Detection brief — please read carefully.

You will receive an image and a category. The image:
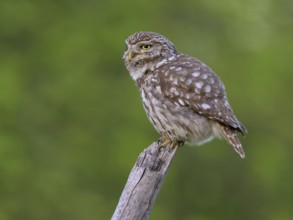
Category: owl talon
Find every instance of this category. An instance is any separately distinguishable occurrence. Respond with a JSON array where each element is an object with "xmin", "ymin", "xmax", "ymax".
[
  {"xmin": 158, "ymin": 137, "xmax": 171, "ymax": 148},
  {"xmin": 171, "ymin": 140, "xmax": 184, "ymax": 149},
  {"xmin": 177, "ymin": 141, "xmax": 184, "ymax": 148},
  {"xmin": 158, "ymin": 137, "xmax": 183, "ymax": 149}
]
